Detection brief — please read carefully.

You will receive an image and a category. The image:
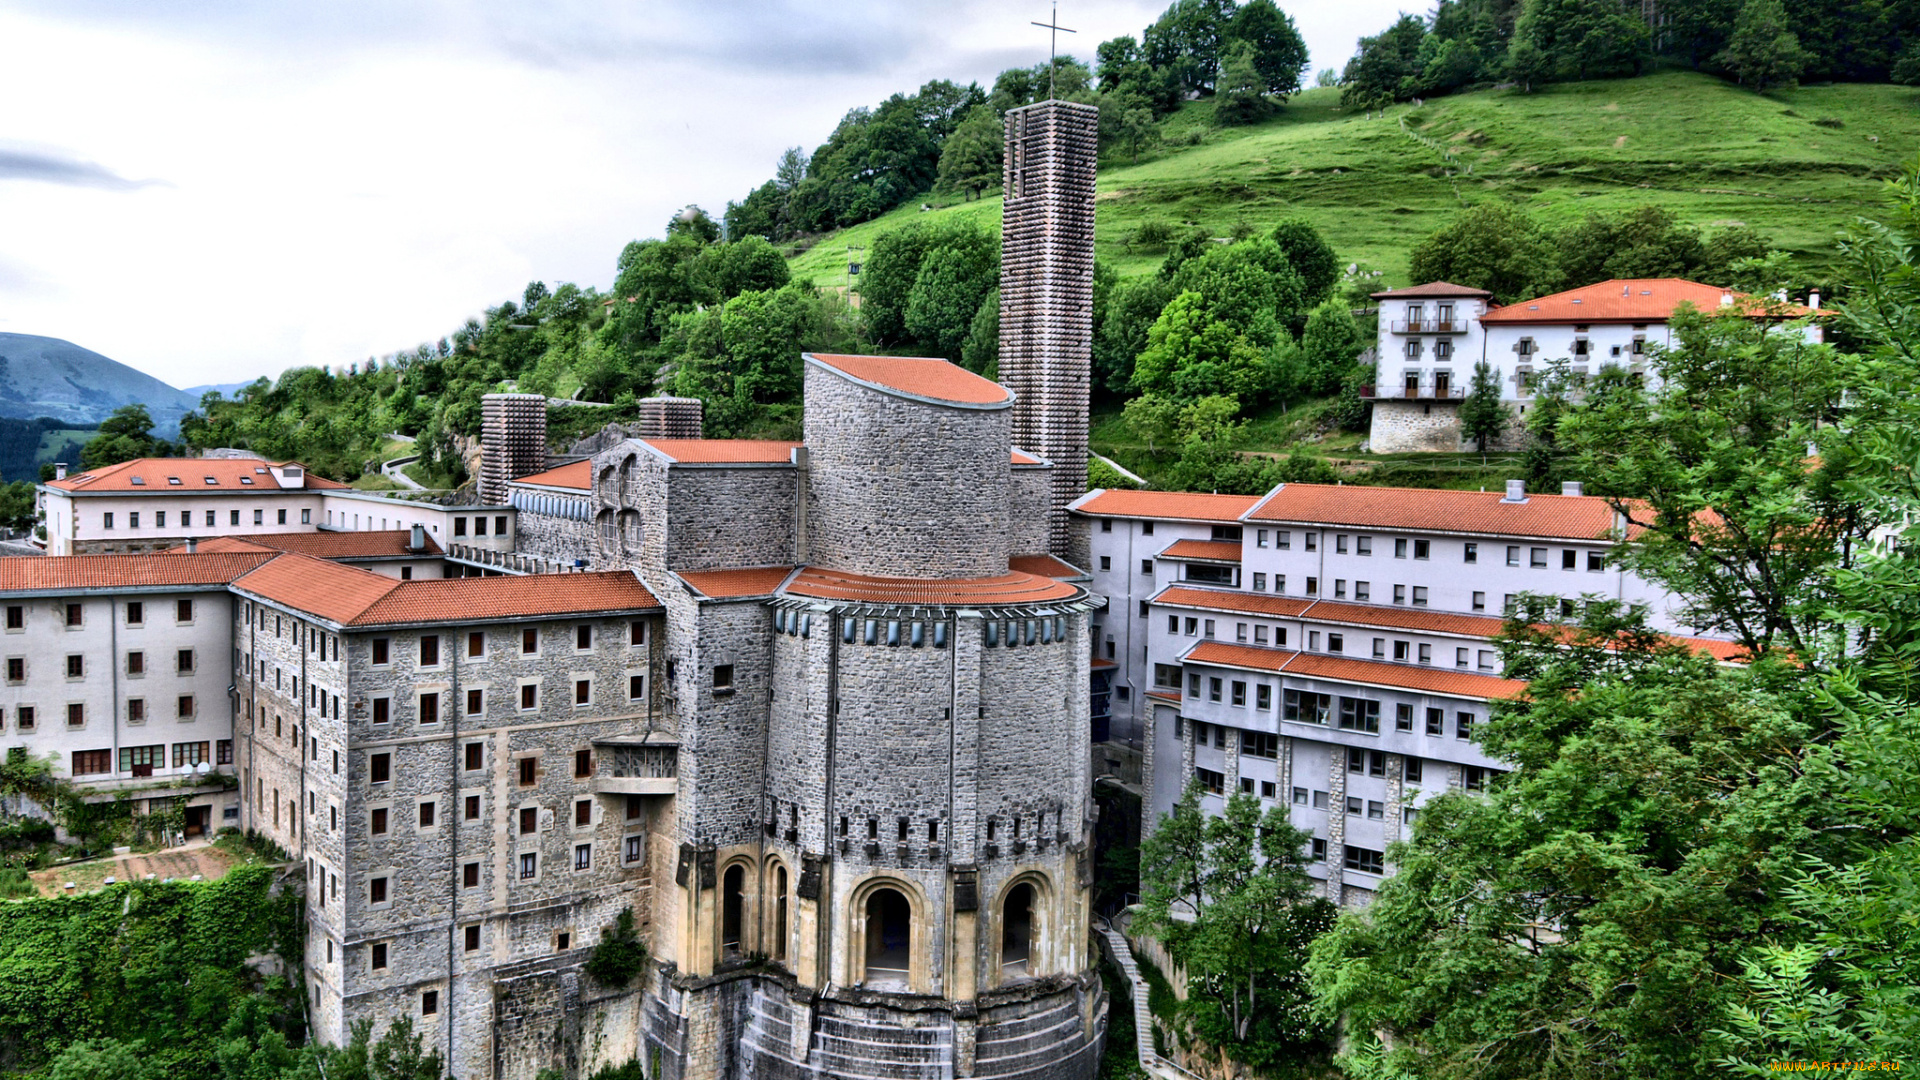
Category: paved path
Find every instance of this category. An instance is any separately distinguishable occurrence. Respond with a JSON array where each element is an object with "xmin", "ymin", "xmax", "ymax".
[
  {"xmin": 1096, "ymin": 917, "xmax": 1199, "ymax": 1080},
  {"xmin": 381, "ymin": 453, "xmax": 424, "ymax": 489}
]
